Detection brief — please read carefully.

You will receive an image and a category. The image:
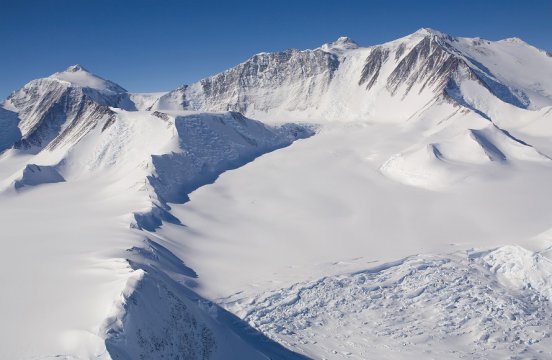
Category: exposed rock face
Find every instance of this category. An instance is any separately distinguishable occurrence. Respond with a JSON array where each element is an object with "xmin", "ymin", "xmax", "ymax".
[
  {"xmin": 387, "ymin": 35, "xmax": 461, "ymax": 95},
  {"xmin": 359, "ymin": 46, "xmax": 390, "ymax": 89},
  {"xmin": 151, "ymin": 30, "xmax": 551, "ymax": 120},
  {"xmin": 156, "ymin": 48, "xmax": 340, "ymax": 113}
]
